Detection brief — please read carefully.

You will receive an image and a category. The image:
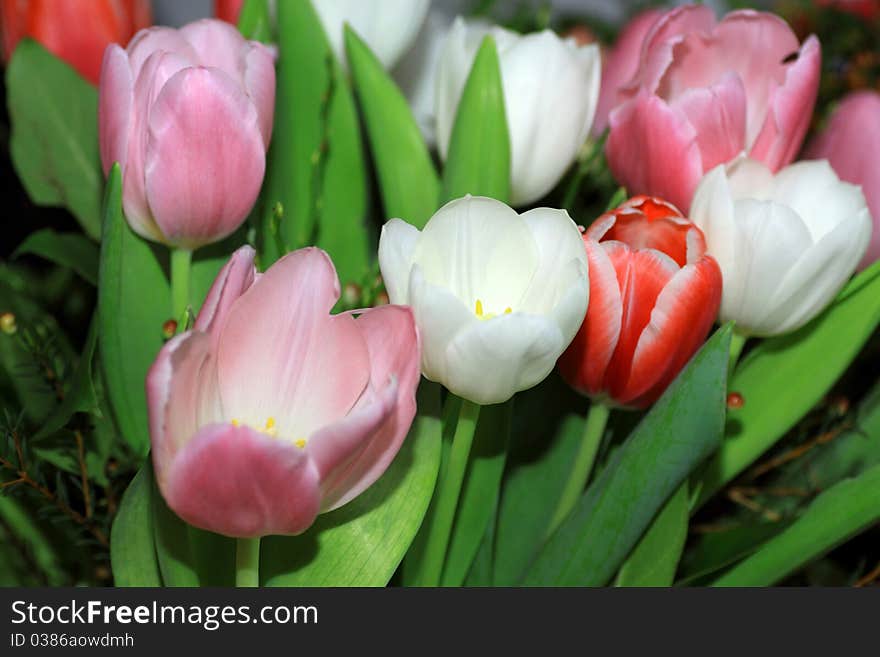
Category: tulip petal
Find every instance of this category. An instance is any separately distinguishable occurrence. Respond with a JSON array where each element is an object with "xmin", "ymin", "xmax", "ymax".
[
  {"xmin": 607, "ymin": 94, "xmax": 702, "ymax": 212},
  {"xmin": 408, "ymin": 264, "xmax": 475, "ymax": 387},
  {"xmin": 144, "ymin": 66, "xmax": 266, "ymax": 249},
  {"xmin": 749, "ymin": 35, "xmax": 820, "ymax": 169},
  {"xmin": 98, "ymin": 44, "xmax": 133, "ymax": 176},
  {"xmin": 194, "ymin": 245, "xmax": 257, "ymax": 342},
  {"xmin": 445, "ymin": 313, "xmax": 564, "ymax": 405},
  {"xmin": 243, "ymin": 43, "xmax": 276, "ymax": 147},
  {"xmin": 126, "ymin": 26, "xmax": 197, "ymax": 80},
  {"xmin": 378, "ymin": 219, "xmax": 421, "ymax": 304},
  {"xmin": 558, "ymin": 238, "xmax": 623, "ymax": 397},
  {"xmin": 315, "ymin": 305, "xmax": 420, "ymax": 511},
  {"xmin": 160, "ymin": 423, "xmax": 321, "ymax": 537},
  {"xmin": 216, "ymin": 248, "xmax": 371, "ymax": 439},
  {"xmin": 179, "ymin": 18, "xmax": 247, "ymax": 79},
  {"xmin": 412, "ymin": 196, "xmax": 539, "ymax": 313},
  {"xmin": 622, "ymin": 256, "xmax": 722, "ymax": 407}
]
